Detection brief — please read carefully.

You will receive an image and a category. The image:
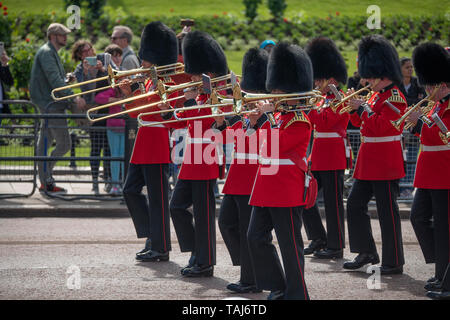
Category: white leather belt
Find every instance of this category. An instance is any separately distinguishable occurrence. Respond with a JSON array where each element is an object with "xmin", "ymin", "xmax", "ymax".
[
  {"xmin": 234, "ymin": 153, "xmax": 259, "ymax": 160},
  {"xmin": 361, "ymin": 135, "xmax": 402, "ymax": 143},
  {"xmin": 186, "ymin": 137, "xmax": 213, "ymax": 144},
  {"xmin": 315, "ymin": 132, "xmax": 341, "ymax": 138},
  {"xmin": 139, "ymin": 121, "xmax": 165, "ymax": 128},
  {"xmin": 259, "ymin": 157, "xmax": 294, "ymax": 165},
  {"xmin": 421, "ymin": 144, "xmax": 450, "ymax": 152}
]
